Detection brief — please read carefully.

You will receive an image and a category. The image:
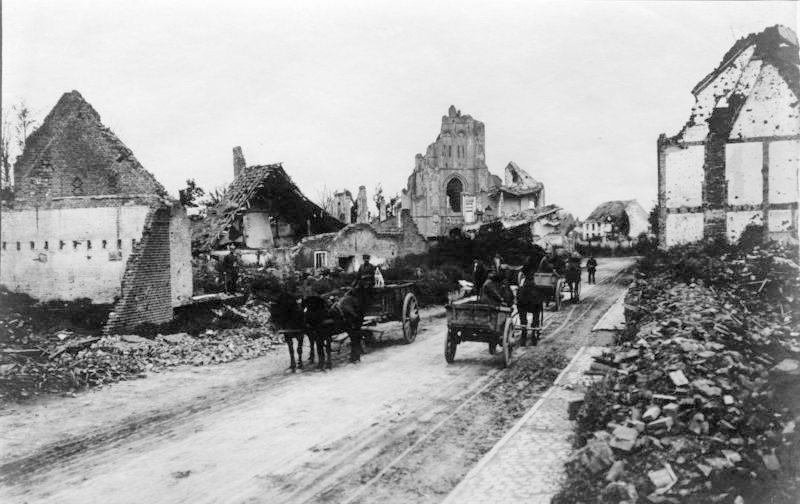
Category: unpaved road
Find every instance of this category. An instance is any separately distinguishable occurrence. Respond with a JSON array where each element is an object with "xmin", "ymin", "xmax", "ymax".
[{"xmin": 0, "ymin": 258, "xmax": 635, "ymax": 504}]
